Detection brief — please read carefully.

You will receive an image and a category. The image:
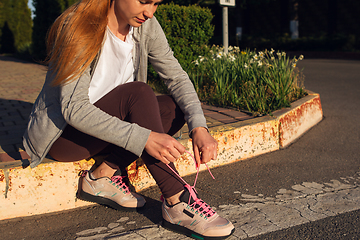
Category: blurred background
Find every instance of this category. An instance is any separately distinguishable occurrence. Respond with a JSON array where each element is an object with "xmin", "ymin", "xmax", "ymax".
[{"xmin": 0, "ymin": 0, "xmax": 359, "ymax": 60}]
